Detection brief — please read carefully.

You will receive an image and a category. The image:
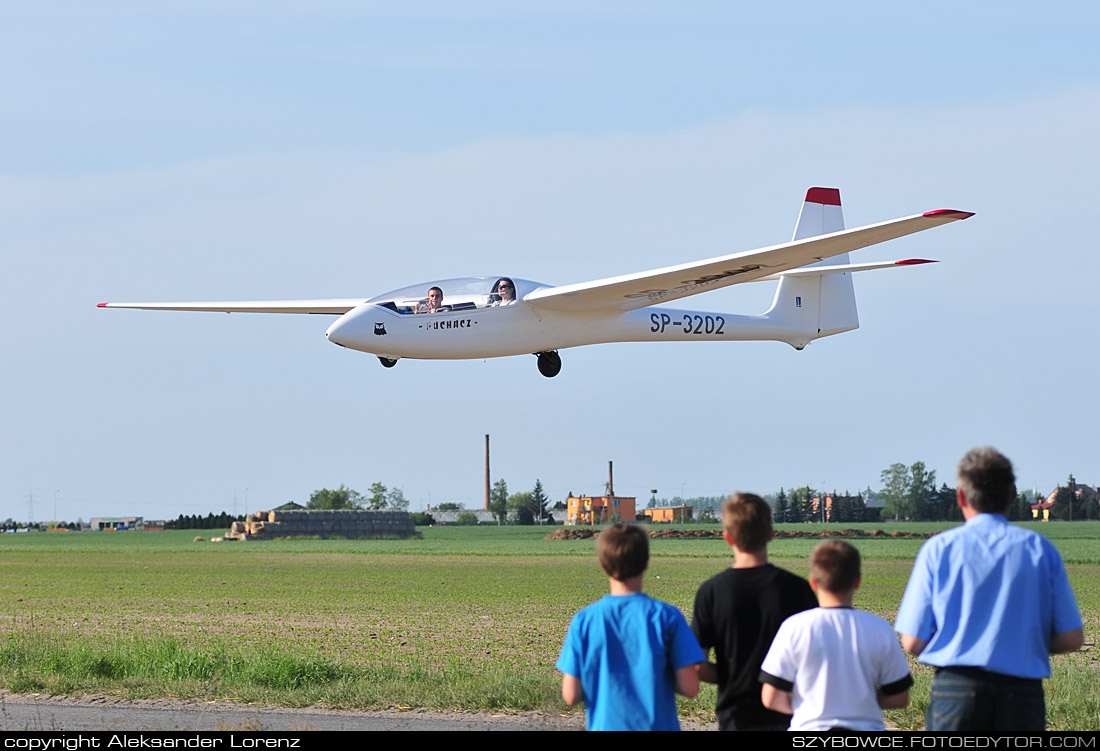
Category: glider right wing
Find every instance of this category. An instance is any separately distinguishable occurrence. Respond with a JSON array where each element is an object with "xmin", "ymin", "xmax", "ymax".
[{"xmin": 525, "ymin": 209, "xmax": 972, "ymax": 313}]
